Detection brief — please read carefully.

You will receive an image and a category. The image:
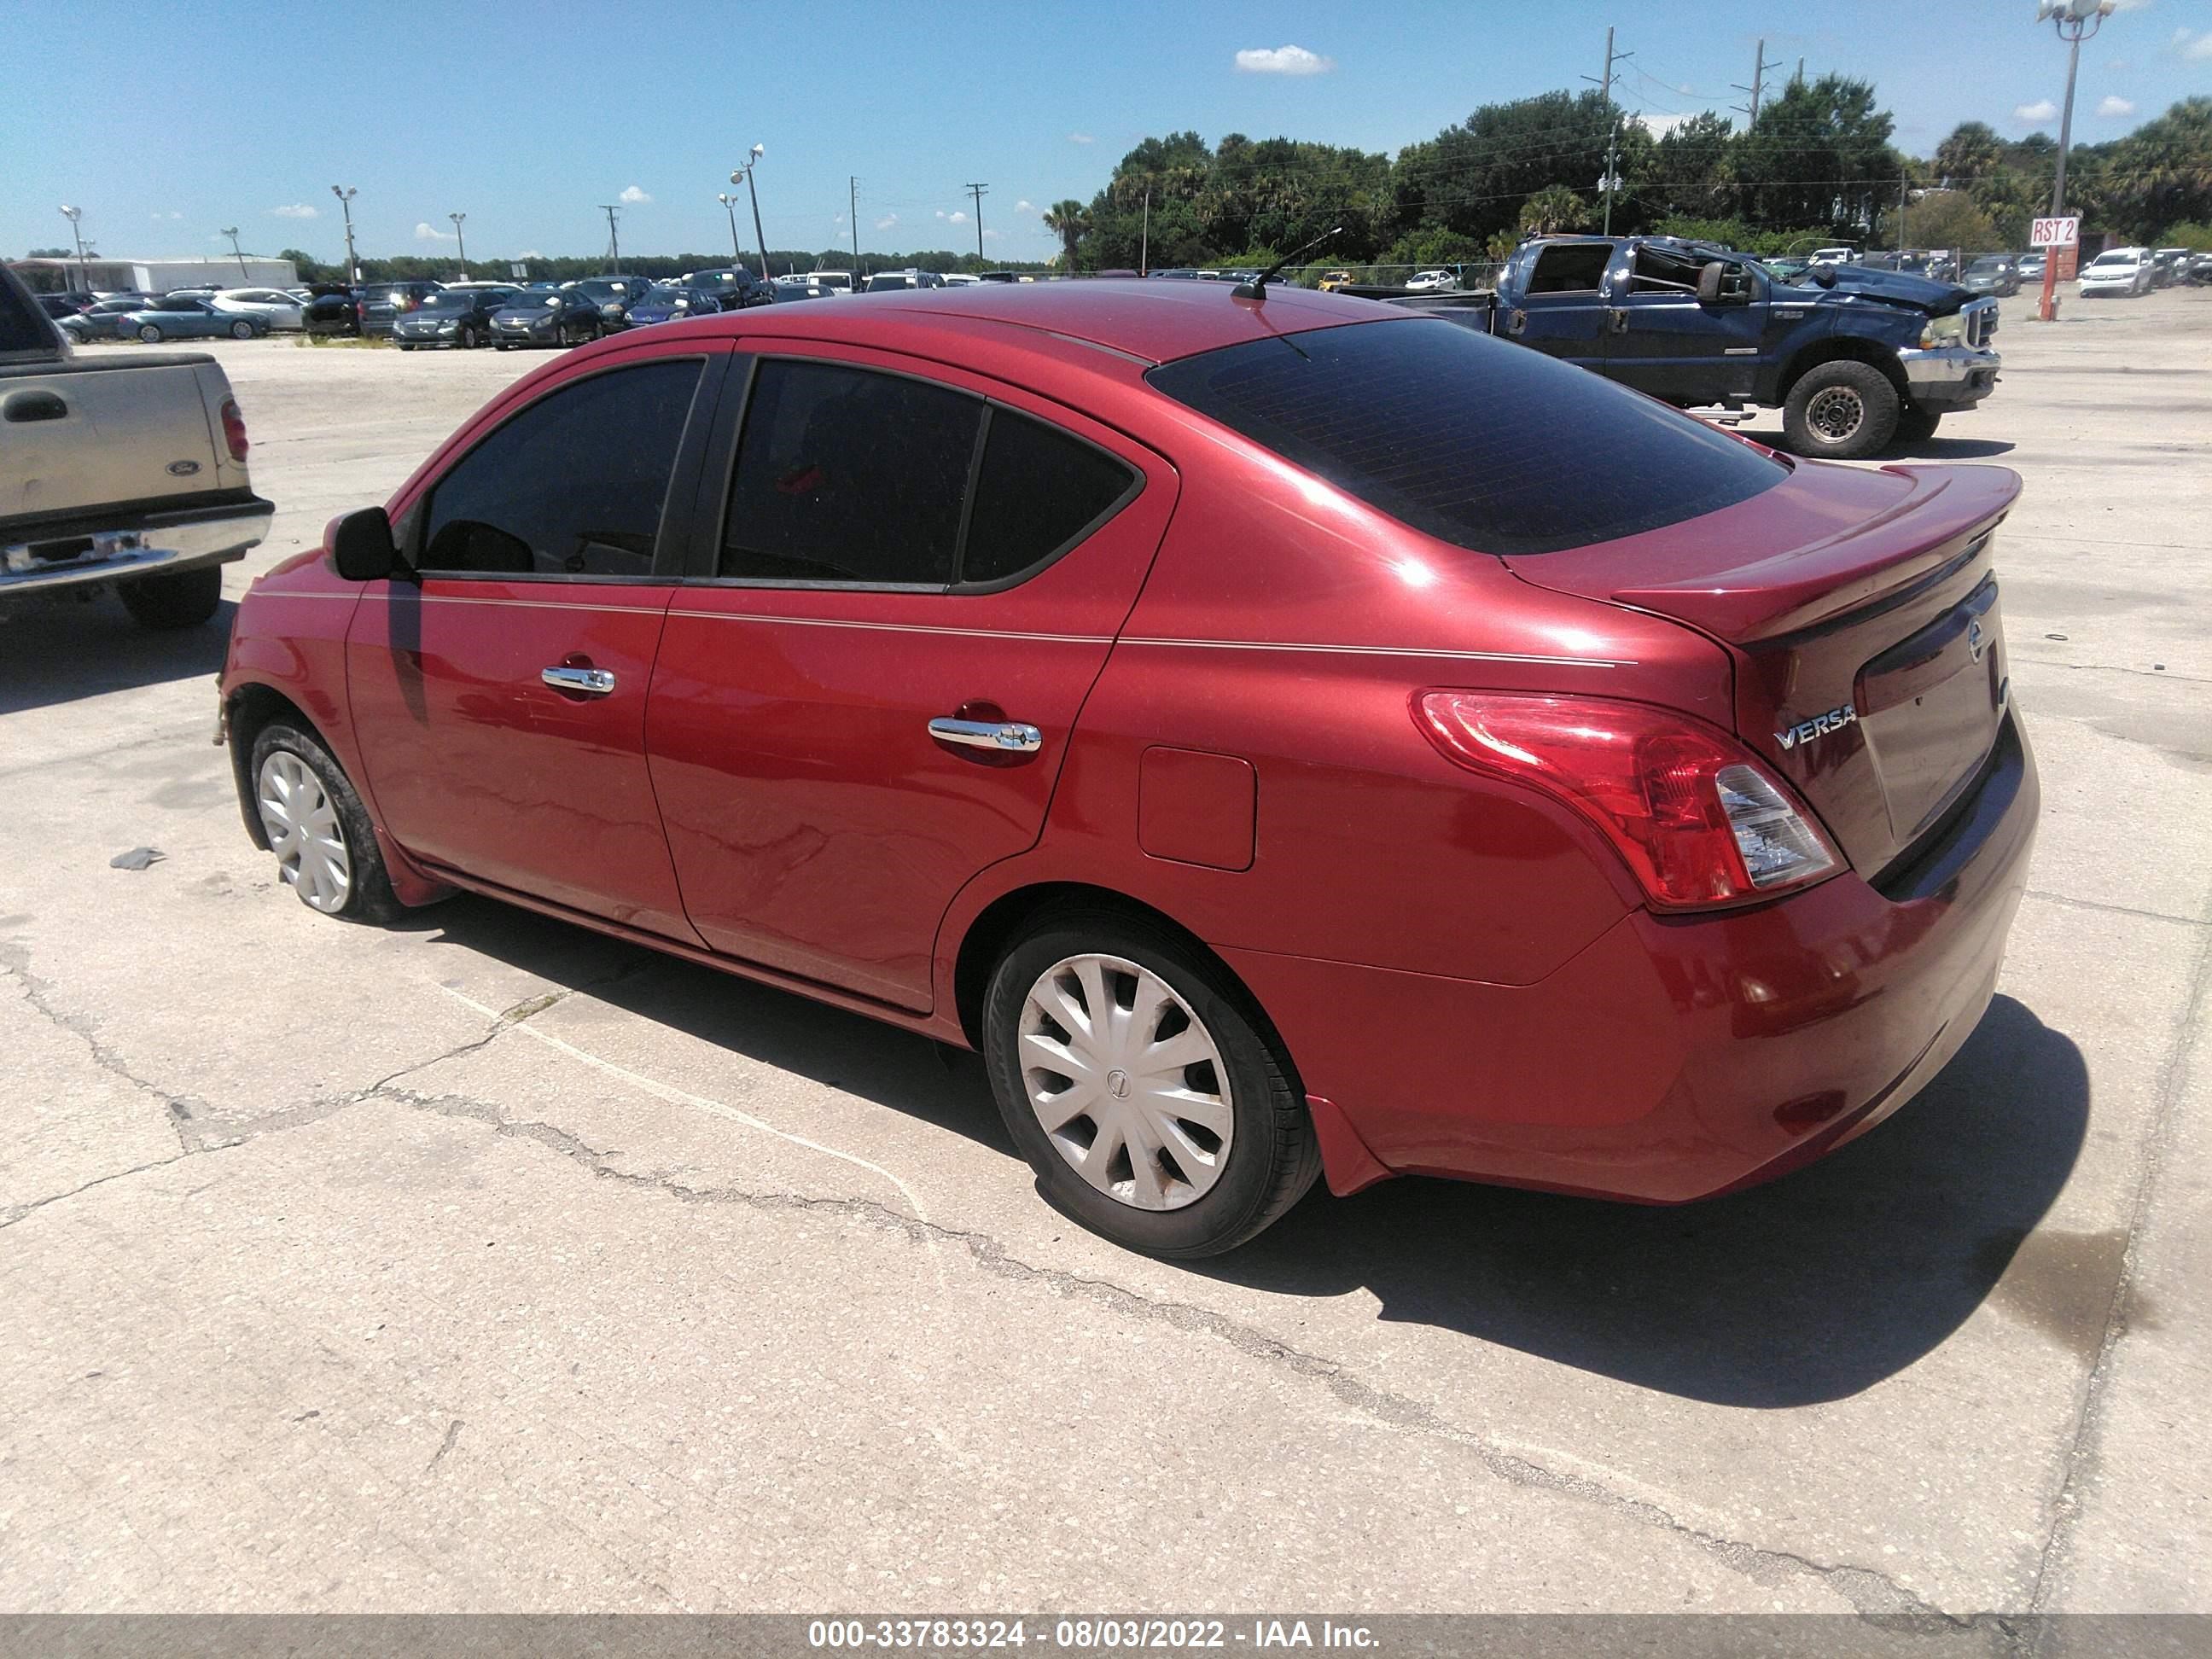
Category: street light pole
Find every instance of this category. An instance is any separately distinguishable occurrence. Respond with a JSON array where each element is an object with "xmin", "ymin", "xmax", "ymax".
[
  {"xmin": 731, "ymin": 146, "xmax": 771, "ymax": 276},
  {"xmin": 717, "ymin": 193, "xmax": 742, "ymax": 260},
  {"xmin": 59, "ymin": 205, "xmax": 87, "ymax": 291},
  {"xmin": 223, "ymin": 226, "xmax": 247, "ymax": 281},
  {"xmin": 330, "ymin": 185, "xmax": 358, "ymax": 282},
  {"xmin": 449, "ymin": 212, "xmax": 467, "ymax": 276},
  {"xmin": 2033, "ymin": 0, "xmax": 2116, "ymax": 322}
]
